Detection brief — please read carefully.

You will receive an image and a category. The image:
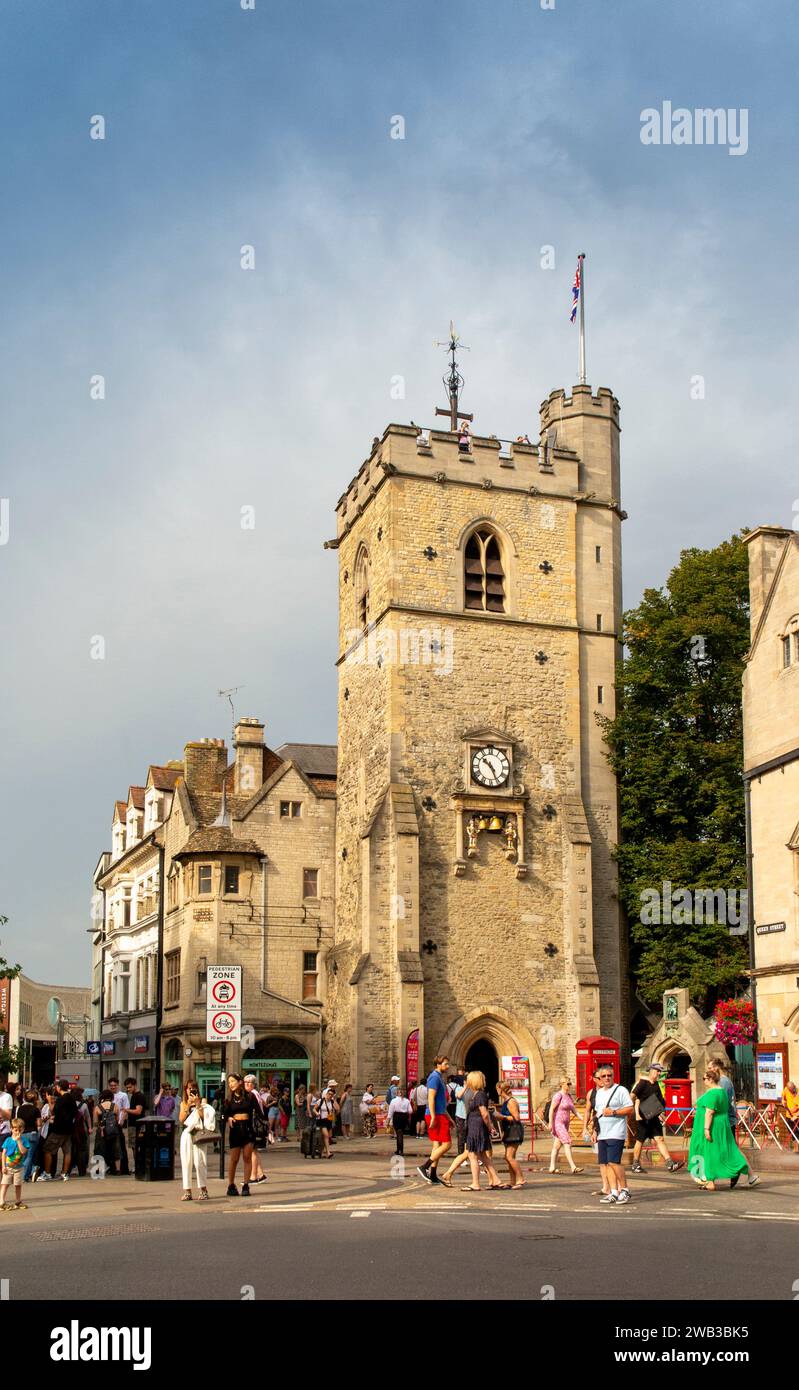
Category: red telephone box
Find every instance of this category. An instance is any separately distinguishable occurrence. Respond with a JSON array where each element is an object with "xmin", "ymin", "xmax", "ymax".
[{"xmin": 575, "ymin": 1037, "xmax": 620, "ymax": 1099}]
